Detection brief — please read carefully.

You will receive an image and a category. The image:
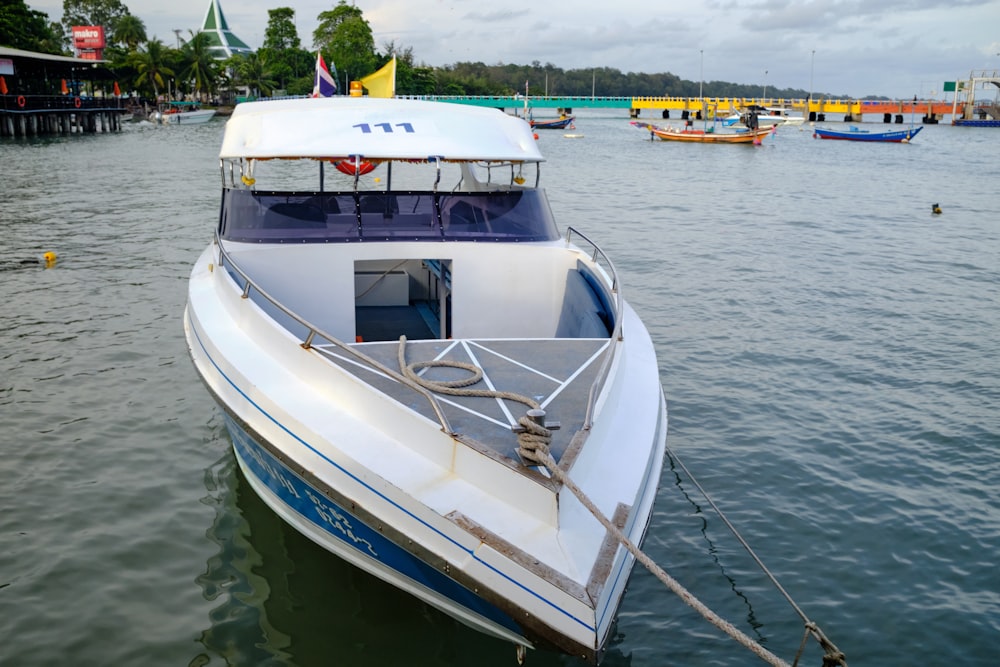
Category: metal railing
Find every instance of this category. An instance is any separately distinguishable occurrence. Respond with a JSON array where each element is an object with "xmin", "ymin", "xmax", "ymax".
[
  {"xmin": 211, "ymin": 225, "xmax": 624, "ymax": 438},
  {"xmin": 212, "ymin": 233, "xmax": 455, "ymax": 435},
  {"xmin": 564, "ymin": 226, "xmax": 624, "ymax": 431}
]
